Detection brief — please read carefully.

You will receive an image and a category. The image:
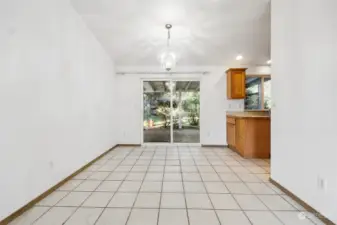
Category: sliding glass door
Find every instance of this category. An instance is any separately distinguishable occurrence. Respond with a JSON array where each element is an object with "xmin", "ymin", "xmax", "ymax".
[{"xmin": 143, "ymin": 80, "xmax": 200, "ymax": 144}]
